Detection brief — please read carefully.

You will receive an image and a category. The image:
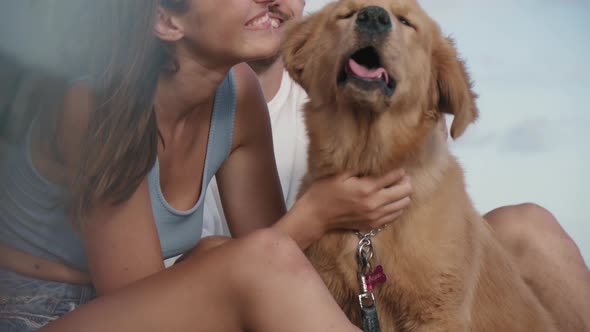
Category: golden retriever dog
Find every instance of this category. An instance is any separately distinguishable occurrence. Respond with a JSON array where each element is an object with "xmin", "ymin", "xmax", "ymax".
[{"xmin": 283, "ymin": 0, "xmax": 558, "ymax": 331}]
